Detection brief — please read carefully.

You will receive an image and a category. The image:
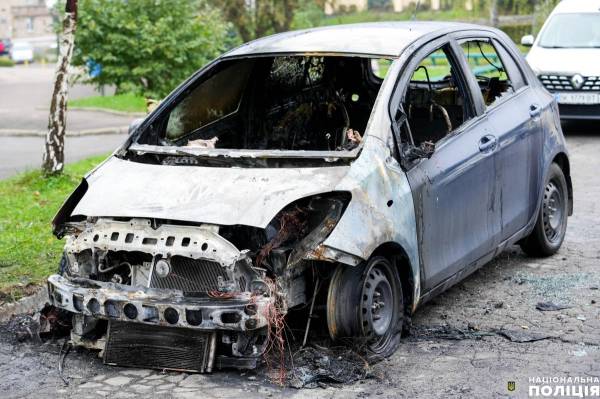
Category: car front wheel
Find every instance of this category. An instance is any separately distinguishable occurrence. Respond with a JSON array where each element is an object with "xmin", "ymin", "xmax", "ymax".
[
  {"xmin": 326, "ymin": 256, "xmax": 404, "ymax": 360},
  {"xmin": 520, "ymin": 163, "xmax": 569, "ymax": 257}
]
